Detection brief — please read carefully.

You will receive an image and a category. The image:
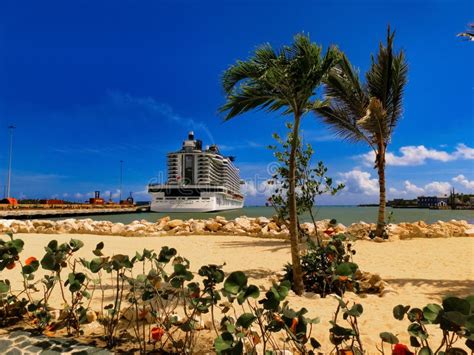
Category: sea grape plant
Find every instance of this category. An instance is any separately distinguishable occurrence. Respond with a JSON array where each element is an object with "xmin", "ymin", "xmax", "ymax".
[
  {"xmin": 381, "ymin": 296, "xmax": 474, "ymax": 354},
  {"xmin": 283, "ymin": 227, "xmax": 360, "ymax": 298},
  {"xmin": 215, "ymin": 271, "xmax": 322, "ymax": 355}
]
